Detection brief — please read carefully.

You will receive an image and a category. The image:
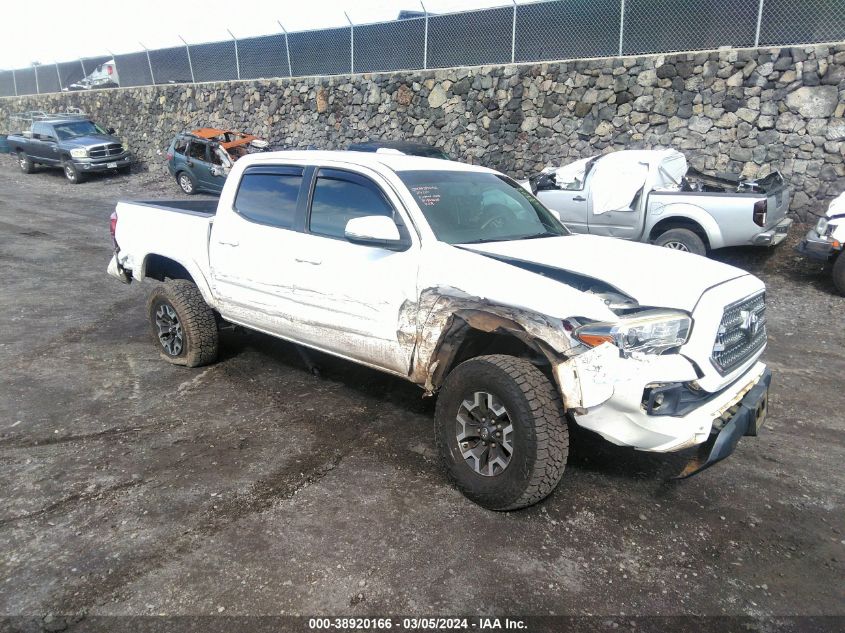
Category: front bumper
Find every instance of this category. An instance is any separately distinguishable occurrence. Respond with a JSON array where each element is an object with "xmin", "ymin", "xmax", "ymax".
[
  {"xmin": 751, "ymin": 217, "xmax": 793, "ymax": 246},
  {"xmin": 795, "ymin": 228, "xmax": 839, "ymax": 261},
  {"xmin": 73, "ymin": 153, "xmax": 132, "ymax": 172},
  {"xmin": 675, "ymin": 367, "xmax": 771, "ymax": 478},
  {"xmin": 556, "ymin": 341, "xmax": 768, "ymax": 453}
]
